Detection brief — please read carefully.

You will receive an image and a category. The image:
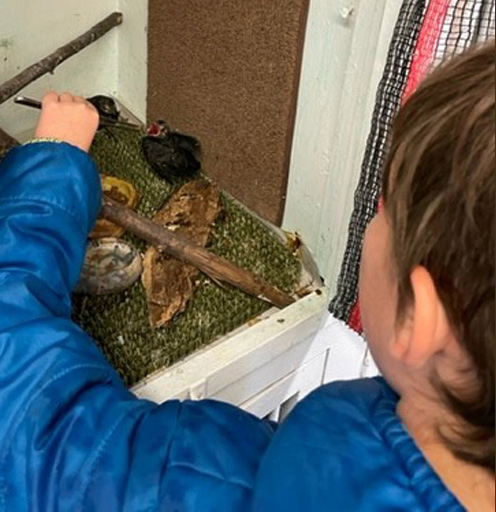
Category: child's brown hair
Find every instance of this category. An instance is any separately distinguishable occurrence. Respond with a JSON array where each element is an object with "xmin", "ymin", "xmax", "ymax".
[{"xmin": 383, "ymin": 41, "xmax": 495, "ymax": 471}]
